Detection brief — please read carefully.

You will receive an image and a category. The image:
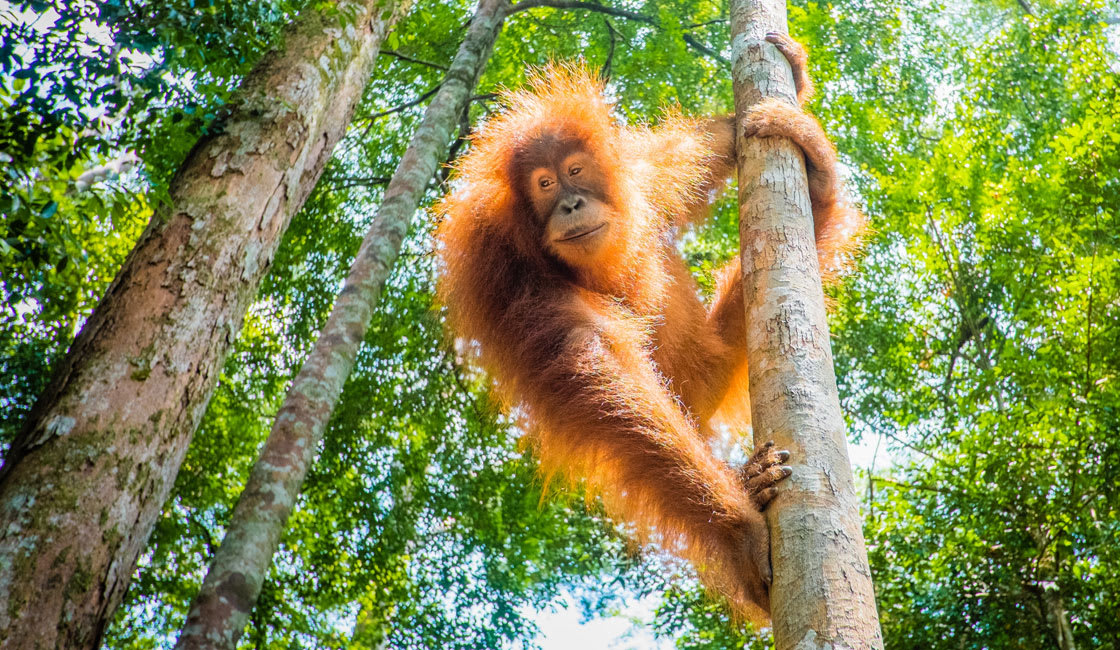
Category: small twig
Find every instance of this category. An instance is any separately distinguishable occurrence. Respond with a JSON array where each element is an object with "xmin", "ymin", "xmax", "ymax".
[
  {"xmin": 860, "ymin": 419, "xmax": 960, "ymax": 477},
  {"xmin": 925, "ymin": 205, "xmax": 1003, "ymax": 409}
]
